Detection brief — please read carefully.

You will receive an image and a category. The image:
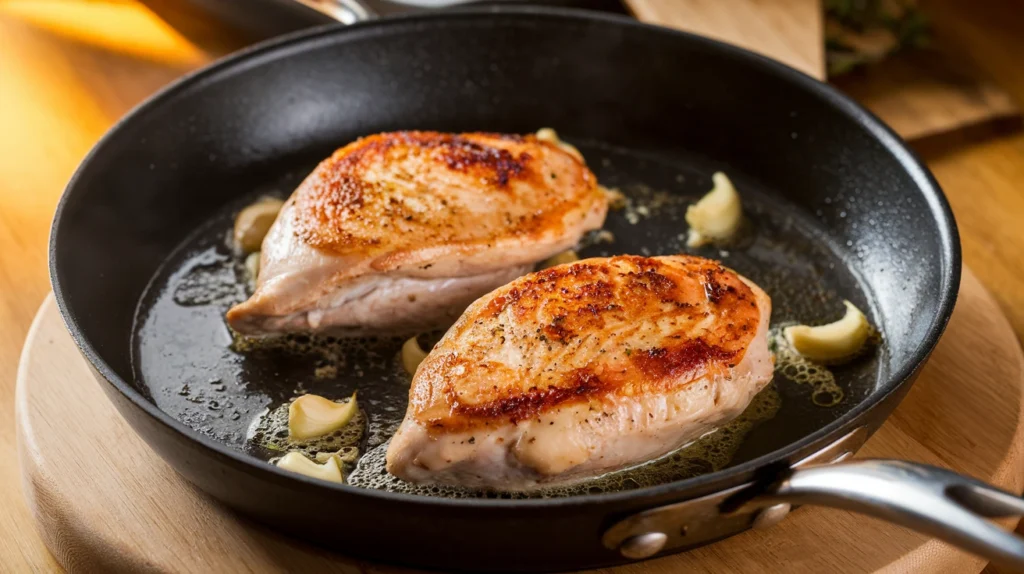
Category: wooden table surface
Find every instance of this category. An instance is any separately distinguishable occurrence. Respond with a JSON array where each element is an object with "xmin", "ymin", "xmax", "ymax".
[{"xmin": 2, "ymin": 0, "xmax": 1024, "ymax": 571}]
